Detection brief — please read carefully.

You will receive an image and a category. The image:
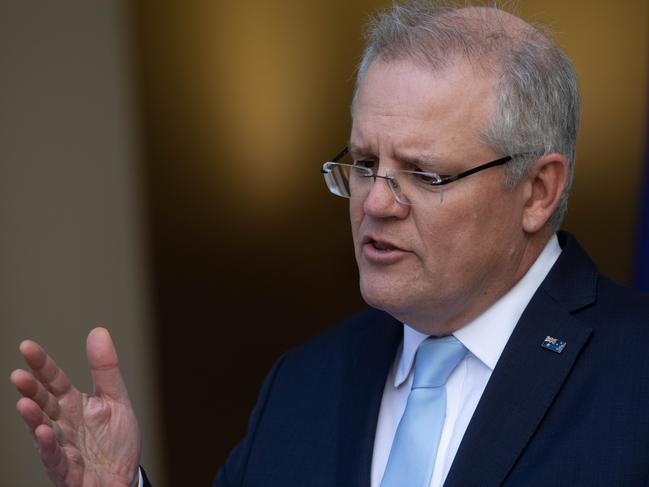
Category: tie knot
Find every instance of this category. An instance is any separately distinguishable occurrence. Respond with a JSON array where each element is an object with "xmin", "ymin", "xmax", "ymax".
[{"xmin": 412, "ymin": 336, "xmax": 467, "ymax": 389}]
